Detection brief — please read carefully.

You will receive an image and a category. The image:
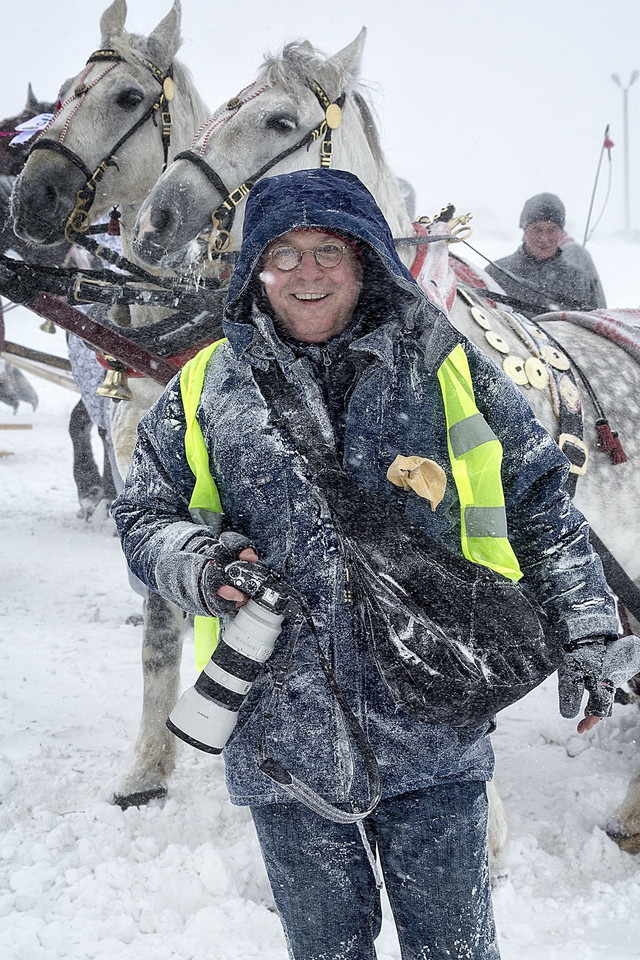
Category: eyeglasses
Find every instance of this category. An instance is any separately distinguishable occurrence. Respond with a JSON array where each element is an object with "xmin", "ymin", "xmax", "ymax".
[{"xmin": 266, "ymin": 242, "xmax": 349, "ymax": 272}]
